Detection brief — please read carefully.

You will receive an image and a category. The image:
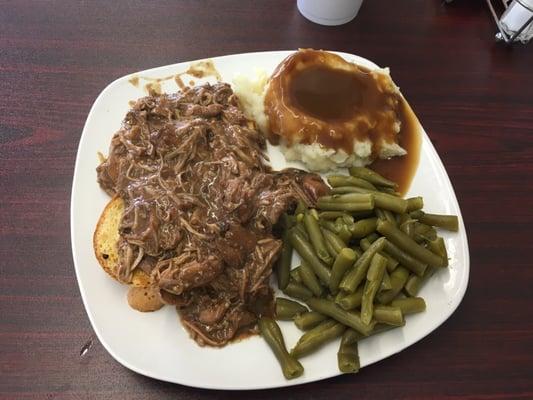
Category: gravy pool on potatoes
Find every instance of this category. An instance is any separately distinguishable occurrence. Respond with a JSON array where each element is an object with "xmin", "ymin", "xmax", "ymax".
[{"xmin": 264, "ymin": 49, "xmax": 421, "ymax": 195}]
